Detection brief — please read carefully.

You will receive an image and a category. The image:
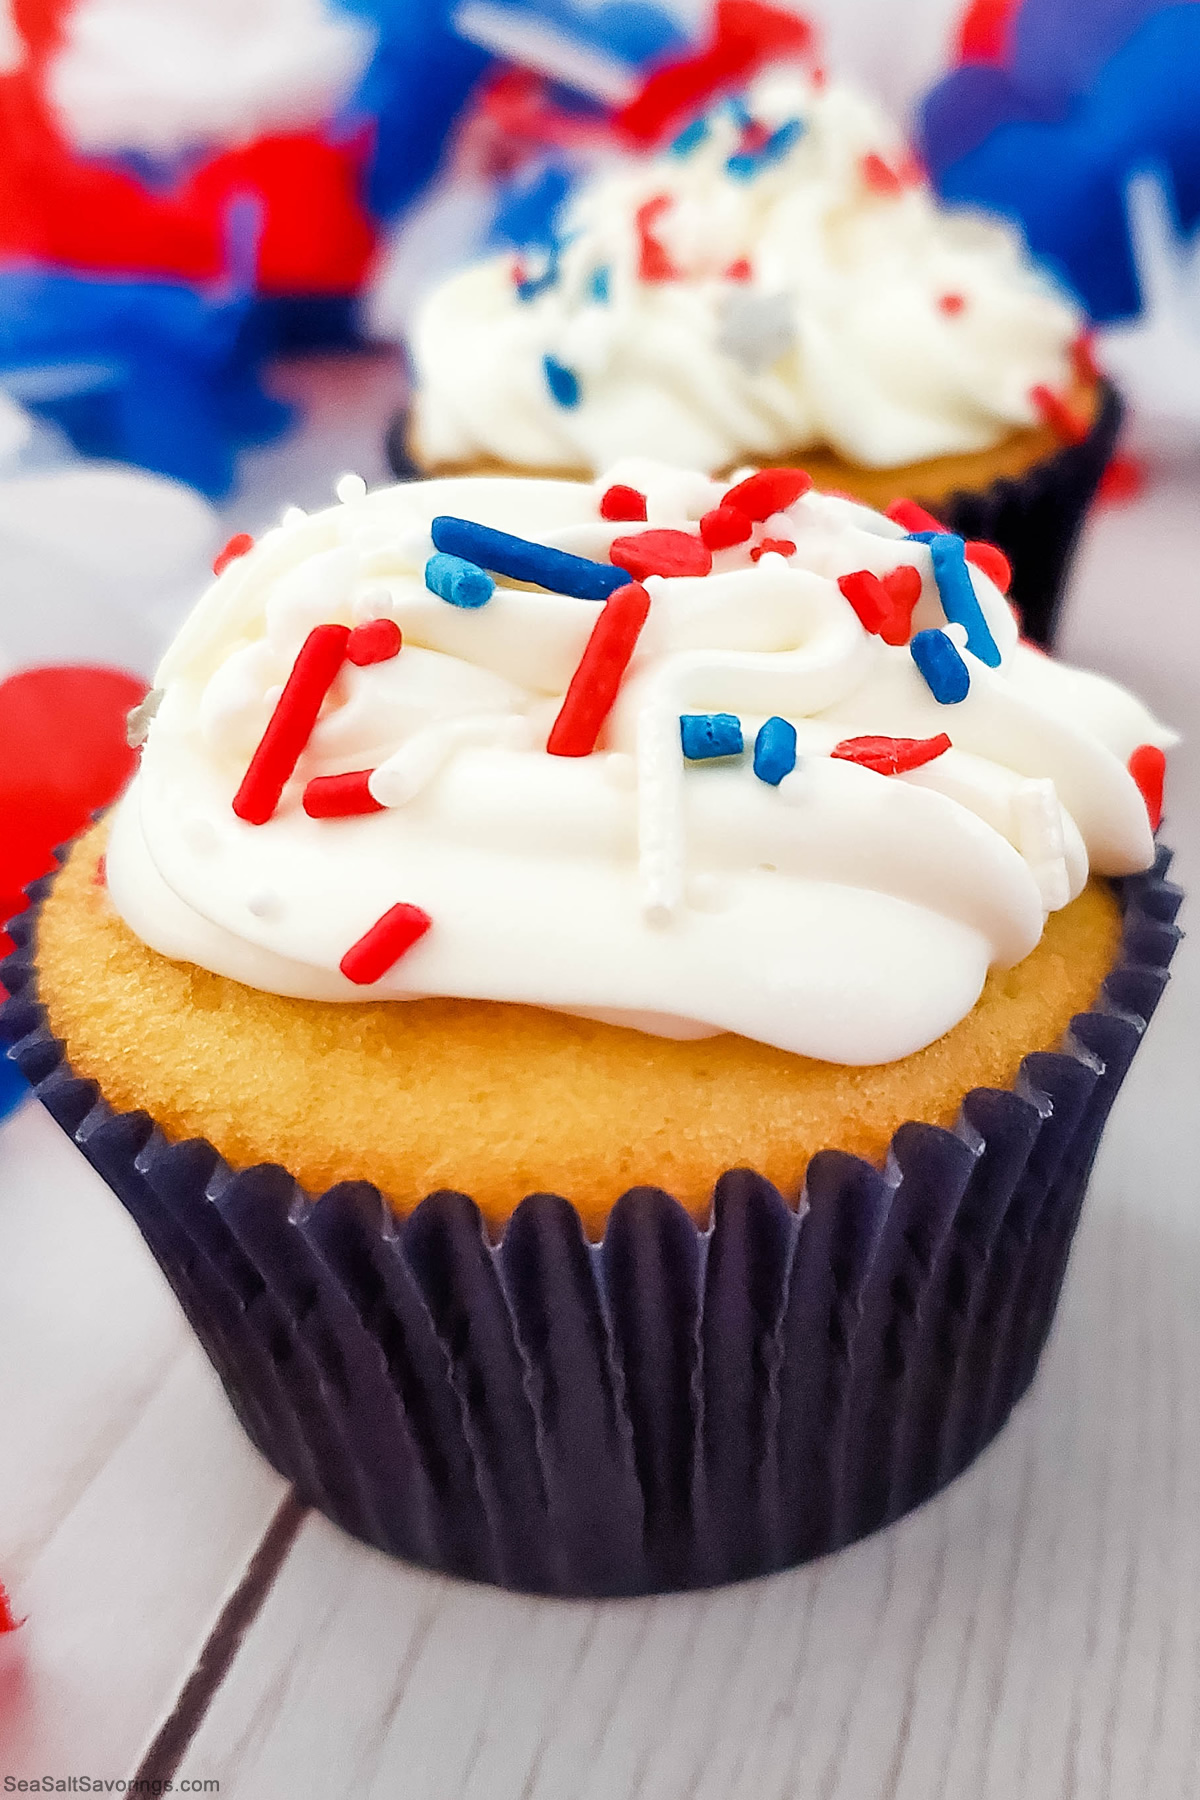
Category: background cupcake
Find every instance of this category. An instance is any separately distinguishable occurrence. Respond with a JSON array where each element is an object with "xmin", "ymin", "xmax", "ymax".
[
  {"xmin": 4, "ymin": 460, "xmax": 1177, "ymax": 1595},
  {"xmin": 396, "ymin": 69, "xmax": 1120, "ymax": 645}
]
